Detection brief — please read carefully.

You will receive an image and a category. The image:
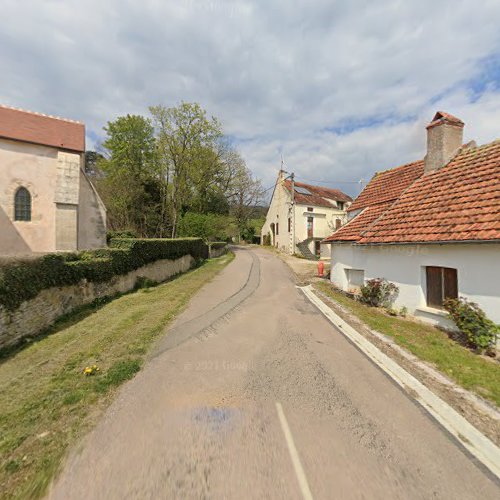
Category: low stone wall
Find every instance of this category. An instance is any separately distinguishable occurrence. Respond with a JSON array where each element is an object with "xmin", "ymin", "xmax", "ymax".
[
  {"xmin": 209, "ymin": 244, "xmax": 228, "ymax": 258},
  {"xmin": 0, "ymin": 254, "xmax": 194, "ymax": 350}
]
